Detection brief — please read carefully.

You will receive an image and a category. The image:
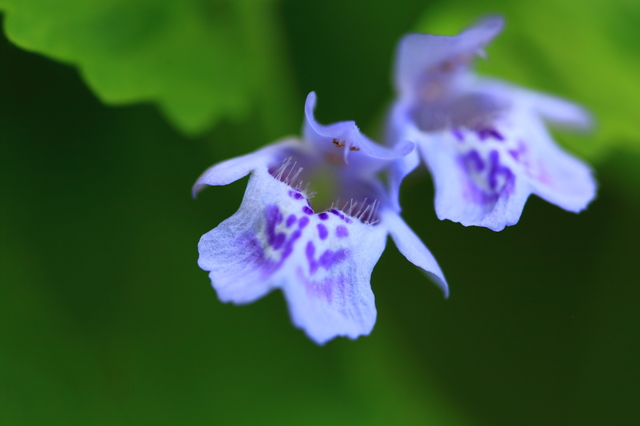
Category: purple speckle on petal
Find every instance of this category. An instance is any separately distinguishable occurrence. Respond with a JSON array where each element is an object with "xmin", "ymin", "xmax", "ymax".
[
  {"xmin": 306, "ymin": 241, "xmax": 349, "ymax": 275},
  {"xmin": 318, "ymin": 212, "xmax": 329, "ymax": 221},
  {"xmin": 462, "ymin": 150, "xmax": 485, "ymax": 172},
  {"xmin": 328, "ymin": 208, "xmax": 352, "ymax": 223},
  {"xmin": 330, "ymin": 209, "xmax": 345, "ymax": 220},
  {"xmin": 458, "ymin": 149, "xmax": 516, "ymax": 206},
  {"xmin": 265, "ymin": 205, "xmax": 286, "ymax": 249},
  {"xmin": 487, "ymin": 150, "xmax": 515, "ymax": 193},
  {"xmin": 250, "ymin": 204, "xmax": 310, "ymax": 277},
  {"xmin": 265, "ymin": 204, "xmax": 283, "ymax": 225},
  {"xmin": 452, "ymin": 128, "xmax": 464, "ymax": 141},
  {"xmin": 491, "ymin": 130, "xmax": 505, "ymax": 141},
  {"xmin": 306, "ymin": 241, "xmax": 318, "ymax": 274},
  {"xmin": 488, "ymin": 150, "xmax": 500, "ymax": 190},
  {"xmin": 508, "ymin": 141, "xmax": 528, "ymax": 165},
  {"xmin": 319, "ymin": 249, "xmax": 348, "ymax": 270},
  {"xmin": 477, "ymin": 128, "xmax": 504, "ymax": 141},
  {"xmin": 298, "ymin": 216, "xmax": 309, "ymax": 229},
  {"xmin": 317, "ymin": 224, "xmax": 328, "ymax": 240},
  {"xmin": 297, "ymin": 267, "xmax": 341, "ymax": 304},
  {"xmin": 237, "ymin": 232, "xmax": 268, "ymax": 272},
  {"xmin": 302, "ymin": 206, "xmax": 314, "ymax": 215},
  {"xmin": 336, "ymin": 225, "xmax": 349, "ymax": 238},
  {"xmin": 281, "ymin": 230, "xmax": 302, "ymax": 261},
  {"xmin": 272, "ymin": 233, "xmax": 286, "ymax": 250},
  {"xmin": 288, "ymin": 190, "xmax": 304, "ymax": 200}
]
